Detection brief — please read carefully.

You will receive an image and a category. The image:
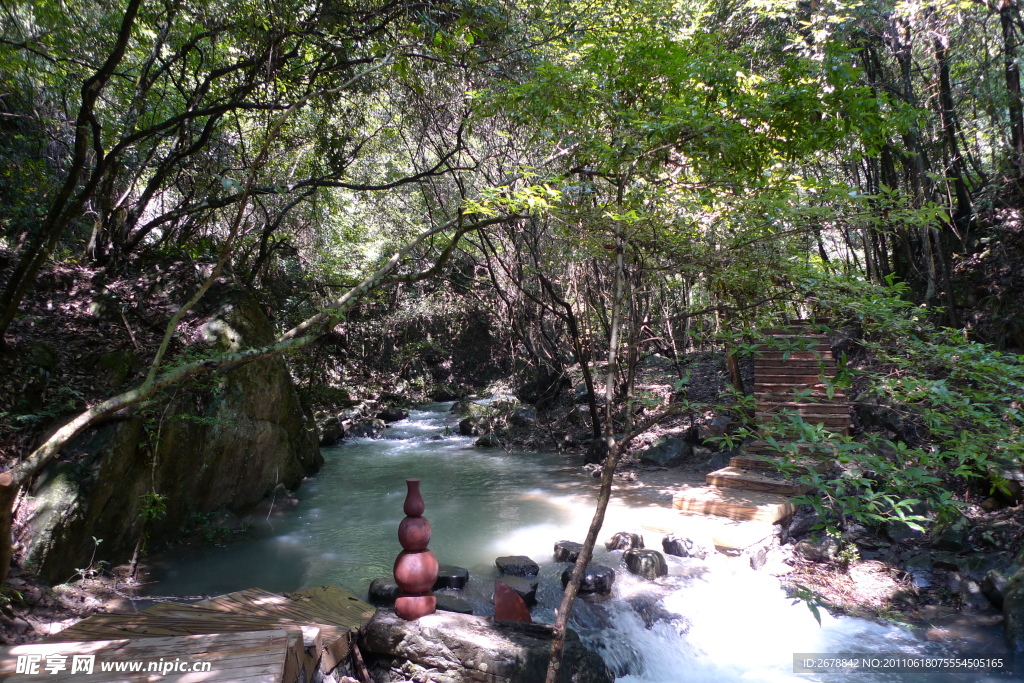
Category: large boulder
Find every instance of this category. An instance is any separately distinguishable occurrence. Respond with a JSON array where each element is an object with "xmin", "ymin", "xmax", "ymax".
[
  {"xmin": 19, "ymin": 285, "xmax": 322, "ymax": 583},
  {"xmin": 623, "ymin": 549, "xmax": 668, "ymax": 580},
  {"xmin": 639, "ymin": 437, "xmax": 692, "ymax": 468},
  {"xmin": 360, "ymin": 610, "xmax": 613, "ymax": 683}
]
